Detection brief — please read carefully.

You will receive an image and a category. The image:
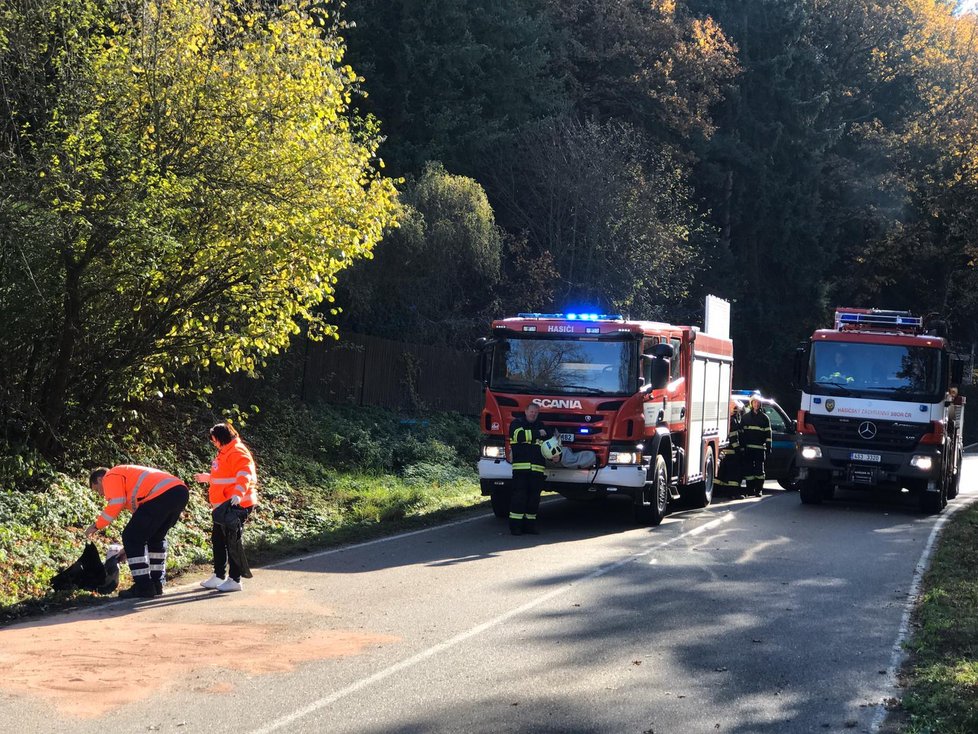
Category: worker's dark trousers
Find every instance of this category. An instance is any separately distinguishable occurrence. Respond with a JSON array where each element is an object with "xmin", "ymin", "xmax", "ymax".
[
  {"xmin": 510, "ymin": 470, "xmax": 544, "ymax": 532},
  {"xmin": 714, "ymin": 450, "xmax": 742, "ymax": 489},
  {"xmin": 743, "ymin": 451, "xmax": 766, "ymax": 496},
  {"xmin": 121, "ymin": 485, "xmax": 189, "ymax": 589},
  {"xmin": 212, "ymin": 506, "xmax": 252, "ymax": 581}
]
